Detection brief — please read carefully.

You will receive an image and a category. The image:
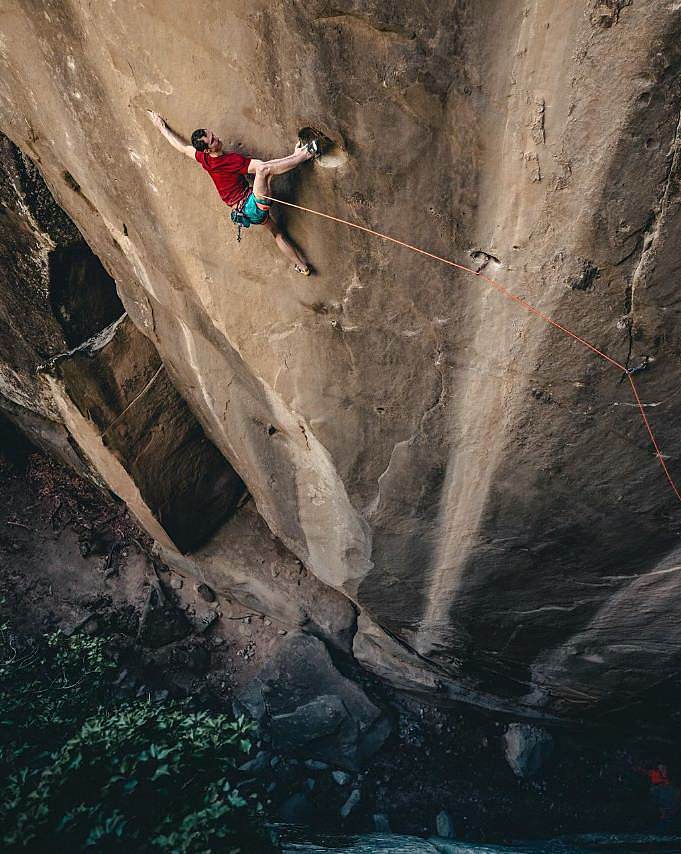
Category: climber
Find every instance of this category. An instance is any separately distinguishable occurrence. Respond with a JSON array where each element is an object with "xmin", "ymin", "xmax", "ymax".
[
  {"xmin": 147, "ymin": 111, "xmax": 318, "ymax": 275},
  {"xmin": 648, "ymin": 764, "xmax": 671, "ymax": 786},
  {"xmin": 637, "ymin": 763, "xmax": 680, "ymax": 829}
]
